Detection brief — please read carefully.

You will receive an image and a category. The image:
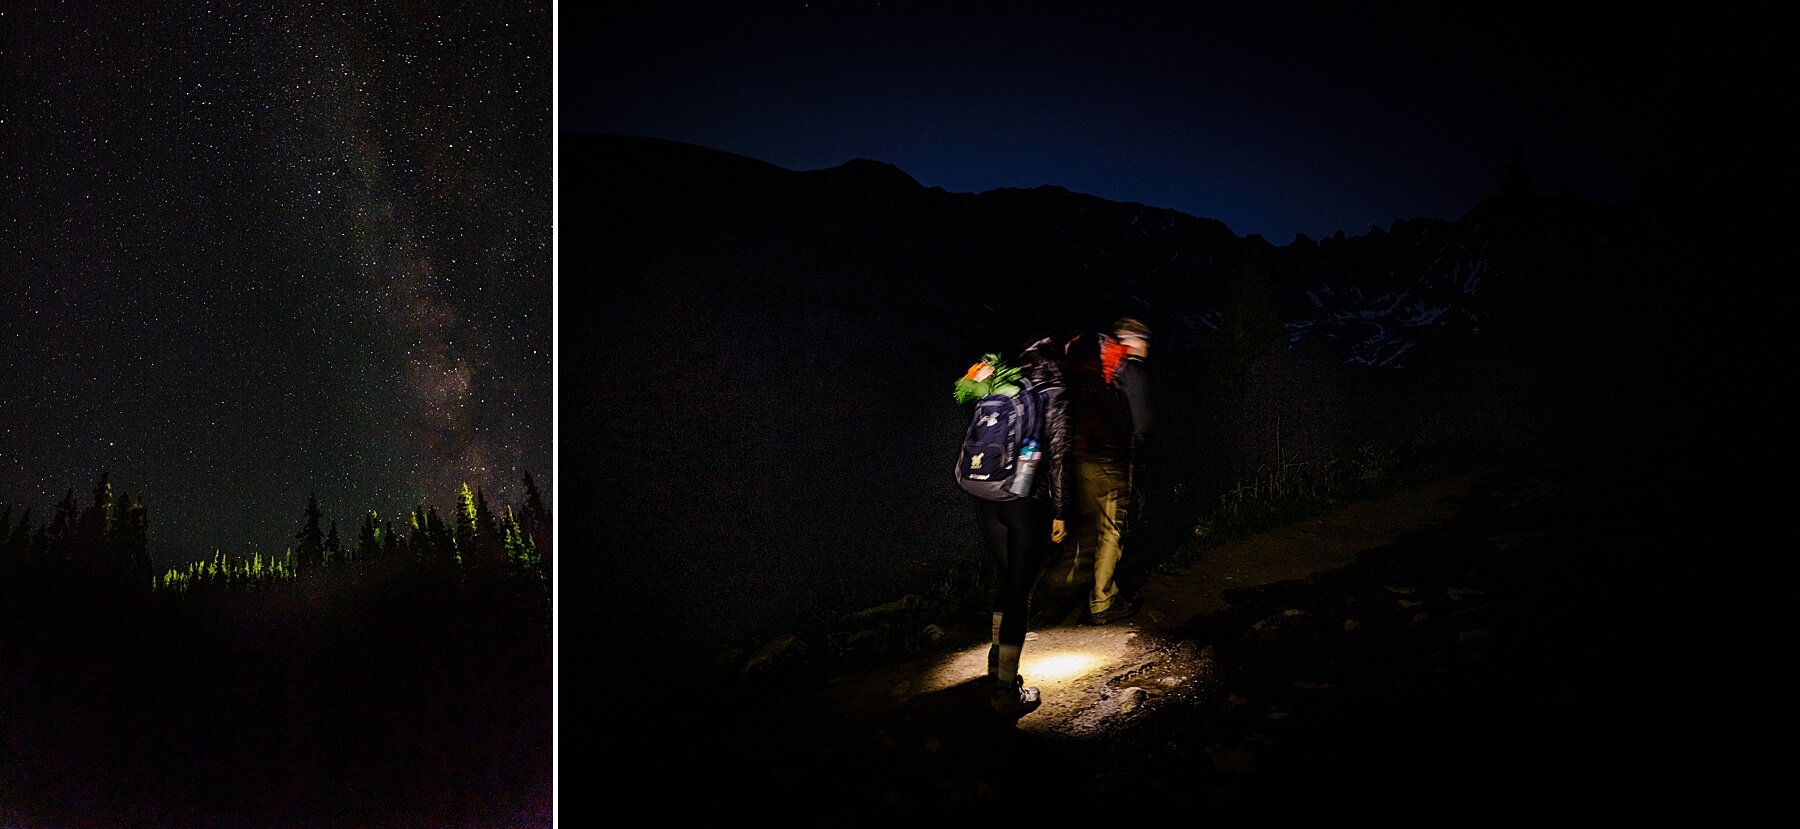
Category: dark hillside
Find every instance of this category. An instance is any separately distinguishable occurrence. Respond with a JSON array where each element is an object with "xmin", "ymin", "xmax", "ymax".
[{"xmin": 565, "ymin": 133, "xmax": 1694, "ymax": 662}]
